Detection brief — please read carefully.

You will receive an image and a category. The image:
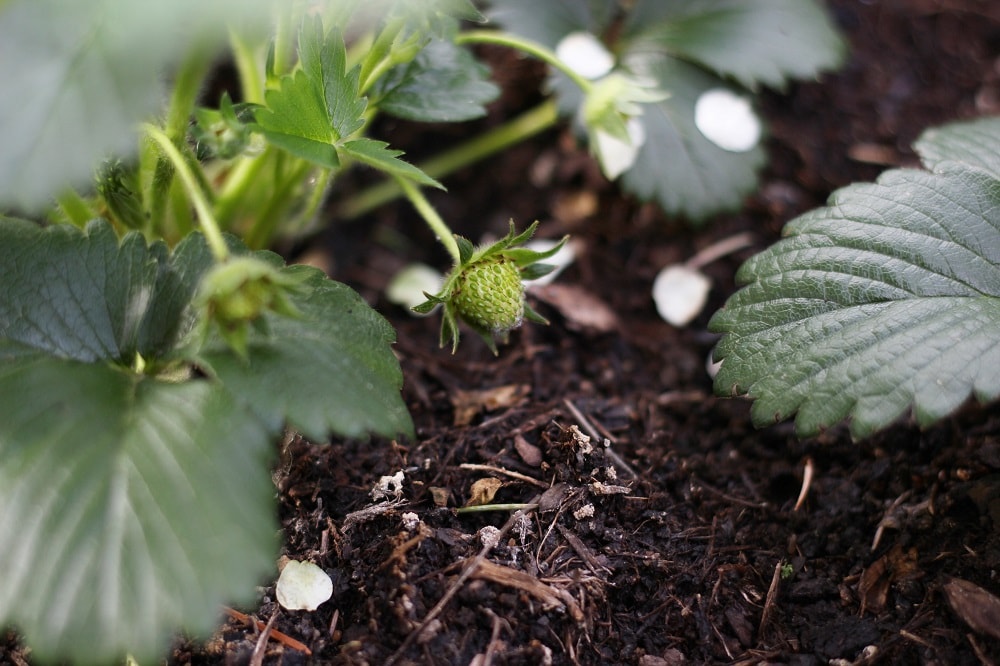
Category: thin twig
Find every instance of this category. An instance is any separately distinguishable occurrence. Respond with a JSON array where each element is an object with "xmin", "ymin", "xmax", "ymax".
[
  {"xmin": 222, "ymin": 606, "xmax": 312, "ymax": 655},
  {"xmin": 794, "ymin": 457, "xmax": 814, "ymax": 512},
  {"xmin": 759, "ymin": 560, "xmax": 784, "ymax": 637},
  {"xmin": 459, "ymin": 463, "xmax": 549, "ymax": 488},
  {"xmin": 685, "ymin": 232, "xmax": 755, "ymax": 271},
  {"xmin": 249, "ymin": 612, "xmax": 278, "ymax": 666}
]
